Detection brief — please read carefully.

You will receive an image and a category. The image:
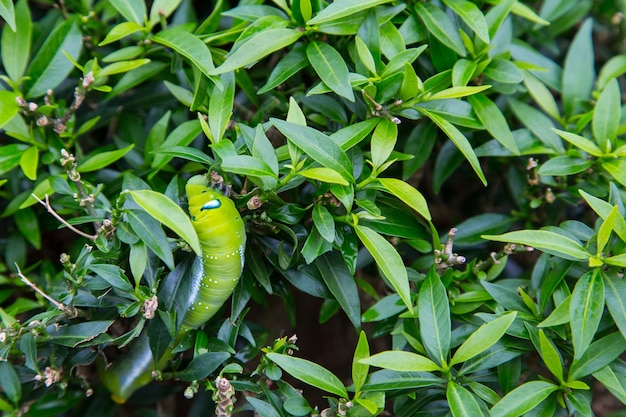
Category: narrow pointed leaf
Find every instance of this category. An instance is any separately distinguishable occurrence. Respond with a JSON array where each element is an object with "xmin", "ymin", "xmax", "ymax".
[
  {"xmin": 307, "ymin": 0, "xmax": 393, "ymax": 25},
  {"xmin": 306, "ymin": 41, "xmax": 354, "ymax": 101},
  {"xmin": 360, "ymin": 351, "xmax": 441, "ymax": 372},
  {"xmin": 490, "ymin": 381, "xmax": 558, "ymax": 417},
  {"xmin": 377, "ymin": 178, "xmax": 431, "ymax": 220},
  {"xmin": 448, "ymin": 381, "xmax": 486, "ymax": 417},
  {"xmin": 468, "ymin": 94, "xmax": 518, "ymax": 154},
  {"xmin": 152, "ymin": 29, "xmax": 217, "ymax": 81},
  {"xmin": 570, "ymin": 270, "xmax": 605, "ymax": 360},
  {"xmin": 482, "ymin": 230, "xmax": 590, "ymax": 260},
  {"xmin": 419, "ymin": 268, "xmax": 450, "ymax": 366}
]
